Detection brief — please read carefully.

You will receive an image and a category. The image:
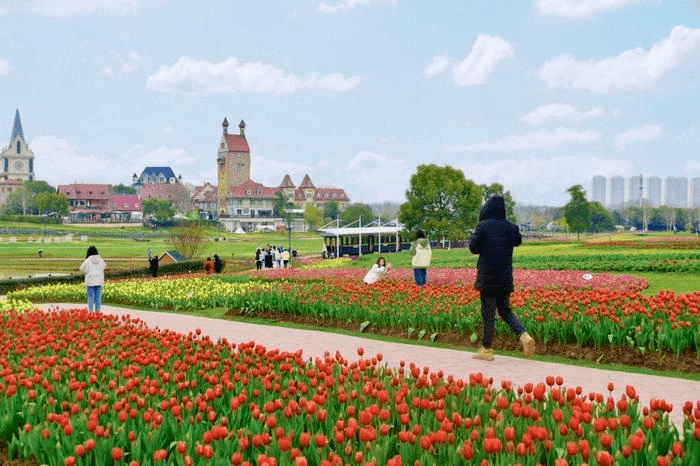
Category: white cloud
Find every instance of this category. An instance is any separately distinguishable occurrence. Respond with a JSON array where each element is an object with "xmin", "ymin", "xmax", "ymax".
[
  {"xmin": 317, "ymin": 0, "xmax": 396, "ymax": 14},
  {"xmin": 0, "ymin": 0, "xmax": 143, "ymax": 17},
  {"xmin": 31, "ymin": 135, "xmax": 197, "ymax": 186},
  {"xmin": 251, "ymin": 155, "xmax": 315, "ymax": 187},
  {"xmin": 424, "ymin": 53, "xmax": 449, "ymax": 77},
  {"xmin": 536, "ymin": 0, "xmax": 637, "ymax": 18},
  {"xmin": 684, "ymin": 161, "xmax": 700, "ymax": 177},
  {"xmin": 102, "ymin": 50, "xmax": 141, "ymax": 76},
  {"xmin": 146, "ymin": 56, "xmax": 361, "ymax": 96},
  {"xmin": 447, "ymin": 127, "xmax": 599, "ymax": 153},
  {"xmin": 343, "ymin": 150, "xmax": 411, "ymax": 203},
  {"xmin": 457, "ymin": 155, "xmax": 635, "ymax": 206},
  {"xmin": 613, "ymin": 124, "xmax": 662, "ymax": 148},
  {"xmin": 521, "ymin": 103, "xmax": 607, "ymax": 125},
  {"xmin": 0, "ymin": 58, "xmax": 9, "ymax": 75},
  {"xmin": 164, "ymin": 124, "xmax": 174, "ymax": 134},
  {"xmin": 453, "ymin": 34, "xmax": 514, "ymax": 86},
  {"xmin": 540, "ymin": 25, "xmax": 700, "ymax": 94}
]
